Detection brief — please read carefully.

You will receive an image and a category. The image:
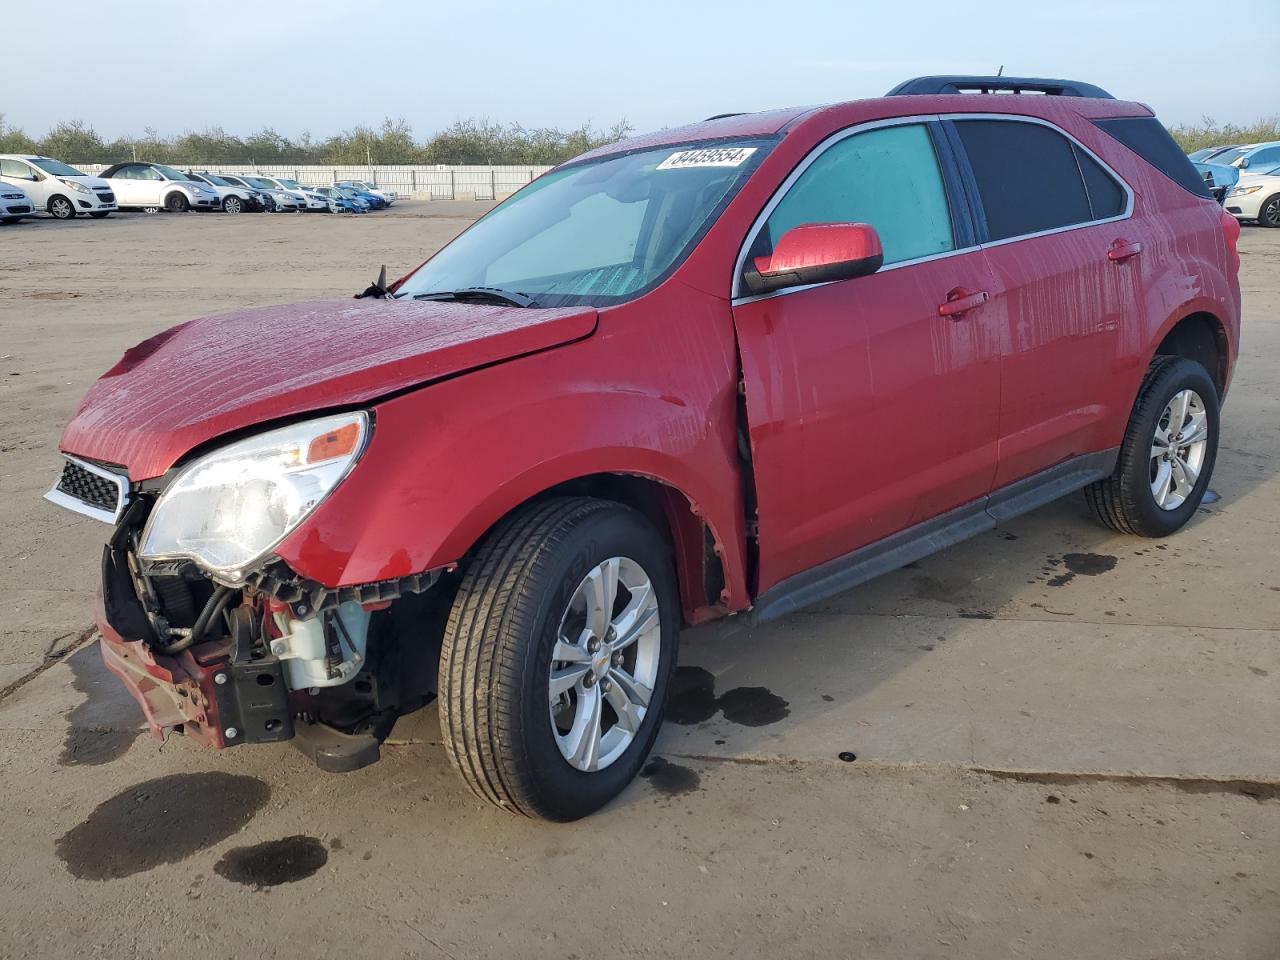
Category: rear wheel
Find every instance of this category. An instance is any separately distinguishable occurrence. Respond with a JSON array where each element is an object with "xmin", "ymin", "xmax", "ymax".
[
  {"xmin": 1085, "ymin": 356, "xmax": 1219, "ymax": 537},
  {"xmin": 1258, "ymin": 194, "xmax": 1280, "ymax": 228},
  {"xmin": 222, "ymin": 195, "xmax": 243, "ymax": 214},
  {"xmin": 165, "ymin": 192, "xmax": 190, "ymax": 213},
  {"xmin": 439, "ymin": 498, "xmax": 678, "ymax": 821},
  {"xmin": 48, "ymin": 195, "xmax": 75, "ymax": 219}
]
